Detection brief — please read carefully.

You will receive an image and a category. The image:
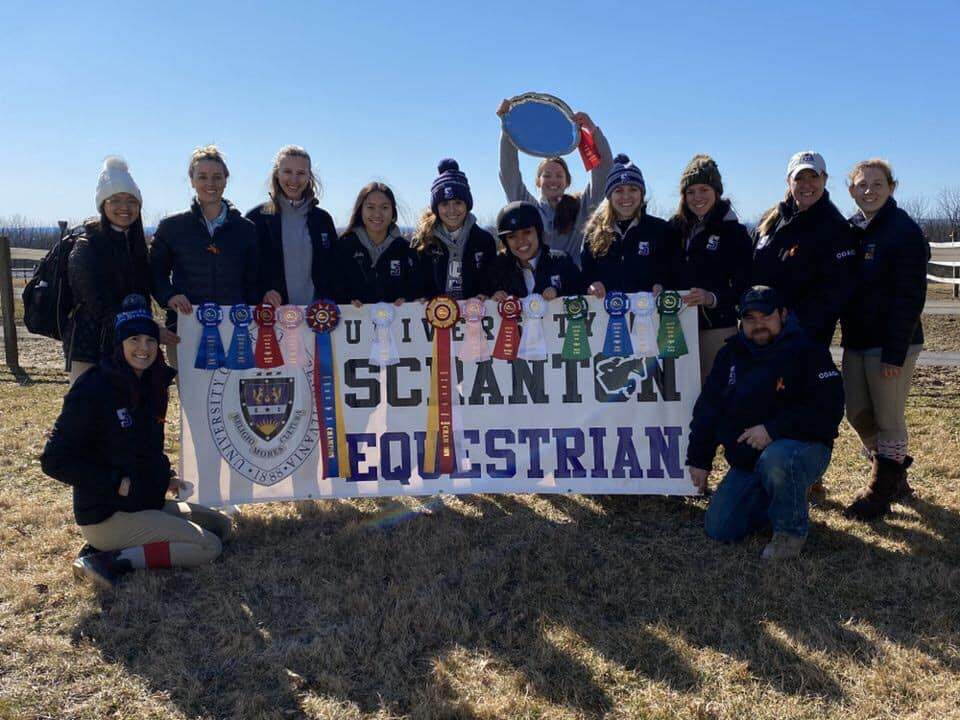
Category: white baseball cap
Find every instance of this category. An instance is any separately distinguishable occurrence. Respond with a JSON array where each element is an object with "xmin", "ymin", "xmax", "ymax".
[{"xmin": 787, "ymin": 151, "xmax": 826, "ymax": 179}]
